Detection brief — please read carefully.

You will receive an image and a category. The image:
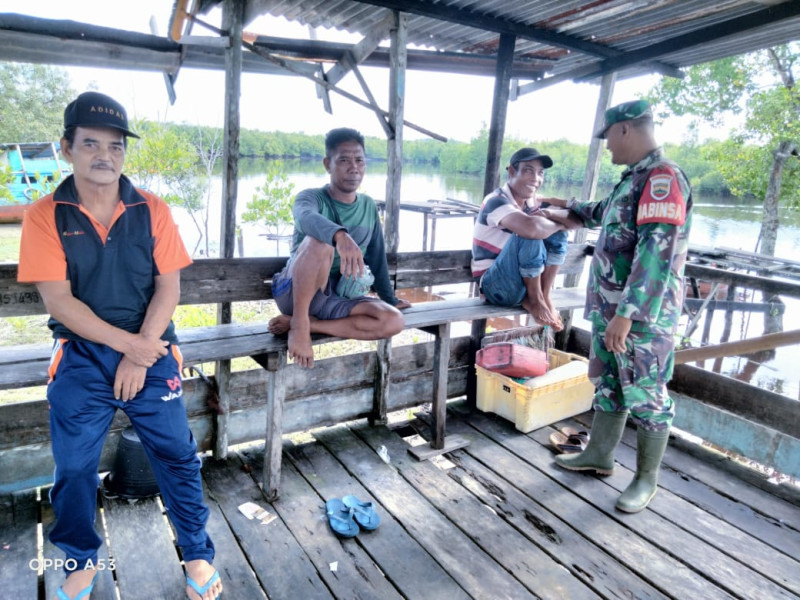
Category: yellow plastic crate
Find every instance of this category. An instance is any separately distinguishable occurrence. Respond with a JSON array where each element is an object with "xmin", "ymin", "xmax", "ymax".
[{"xmin": 475, "ymin": 349, "xmax": 595, "ymax": 433}]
